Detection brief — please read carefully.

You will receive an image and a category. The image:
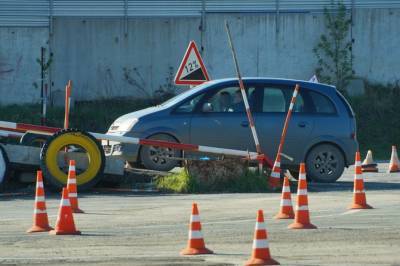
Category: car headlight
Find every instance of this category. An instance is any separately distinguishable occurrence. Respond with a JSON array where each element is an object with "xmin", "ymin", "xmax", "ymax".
[{"xmin": 109, "ymin": 118, "xmax": 138, "ymax": 133}]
